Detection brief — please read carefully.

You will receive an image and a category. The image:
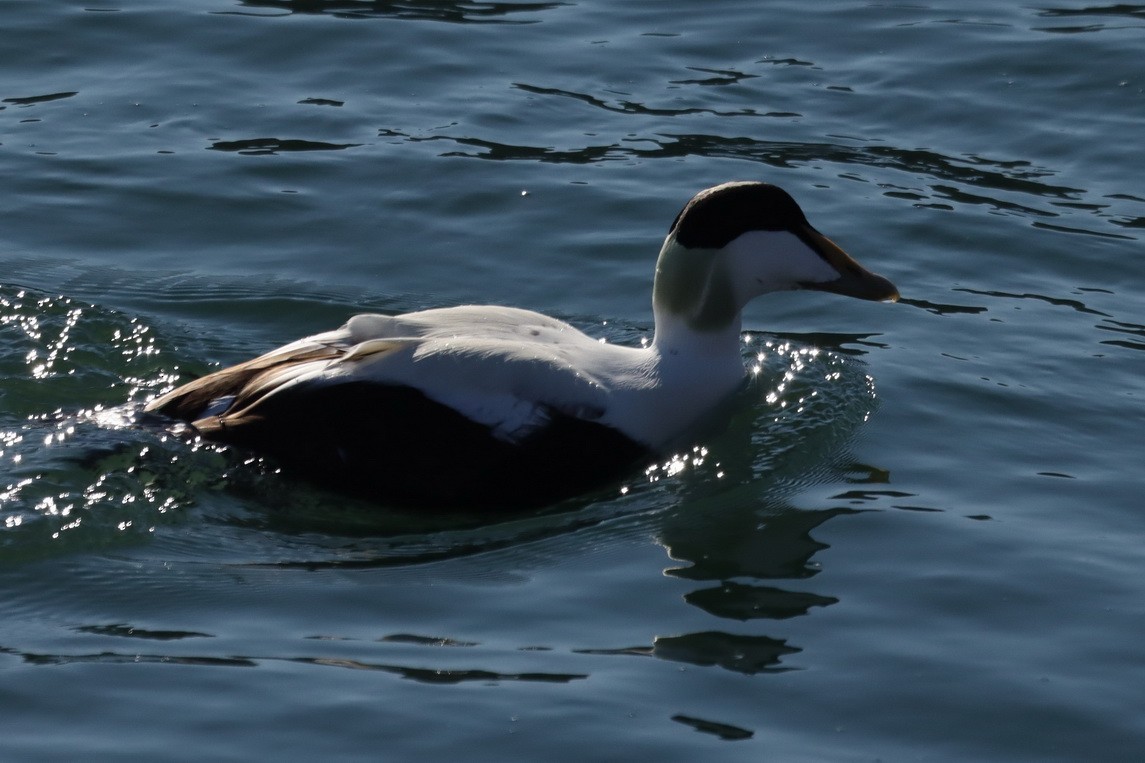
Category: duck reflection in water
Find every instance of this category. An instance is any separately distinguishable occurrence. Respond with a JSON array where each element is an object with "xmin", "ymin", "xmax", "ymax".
[{"xmin": 654, "ymin": 506, "xmax": 851, "ymax": 675}]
